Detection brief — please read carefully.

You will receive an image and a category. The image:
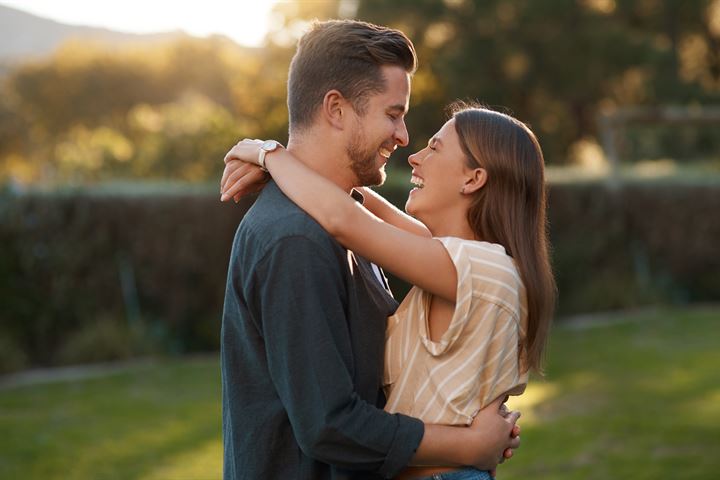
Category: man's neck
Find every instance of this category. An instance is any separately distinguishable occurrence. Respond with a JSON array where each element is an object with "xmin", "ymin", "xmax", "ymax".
[{"xmin": 286, "ymin": 131, "xmax": 355, "ymax": 193}]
